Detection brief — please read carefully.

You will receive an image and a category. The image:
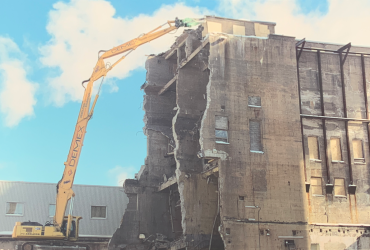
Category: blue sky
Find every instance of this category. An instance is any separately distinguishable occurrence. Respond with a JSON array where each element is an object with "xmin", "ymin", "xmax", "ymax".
[{"xmin": 1, "ymin": 0, "xmax": 368, "ymax": 186}]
